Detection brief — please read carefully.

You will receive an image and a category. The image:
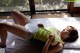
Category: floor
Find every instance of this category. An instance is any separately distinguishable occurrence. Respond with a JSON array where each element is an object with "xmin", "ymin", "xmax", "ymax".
[
  {"xmin": 32, "ymin": 12, "xmax": 71, "ymax": 19},
  {"xmin": 0, "ymin": 12, "xmax": 71, "ymax": 19}
]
